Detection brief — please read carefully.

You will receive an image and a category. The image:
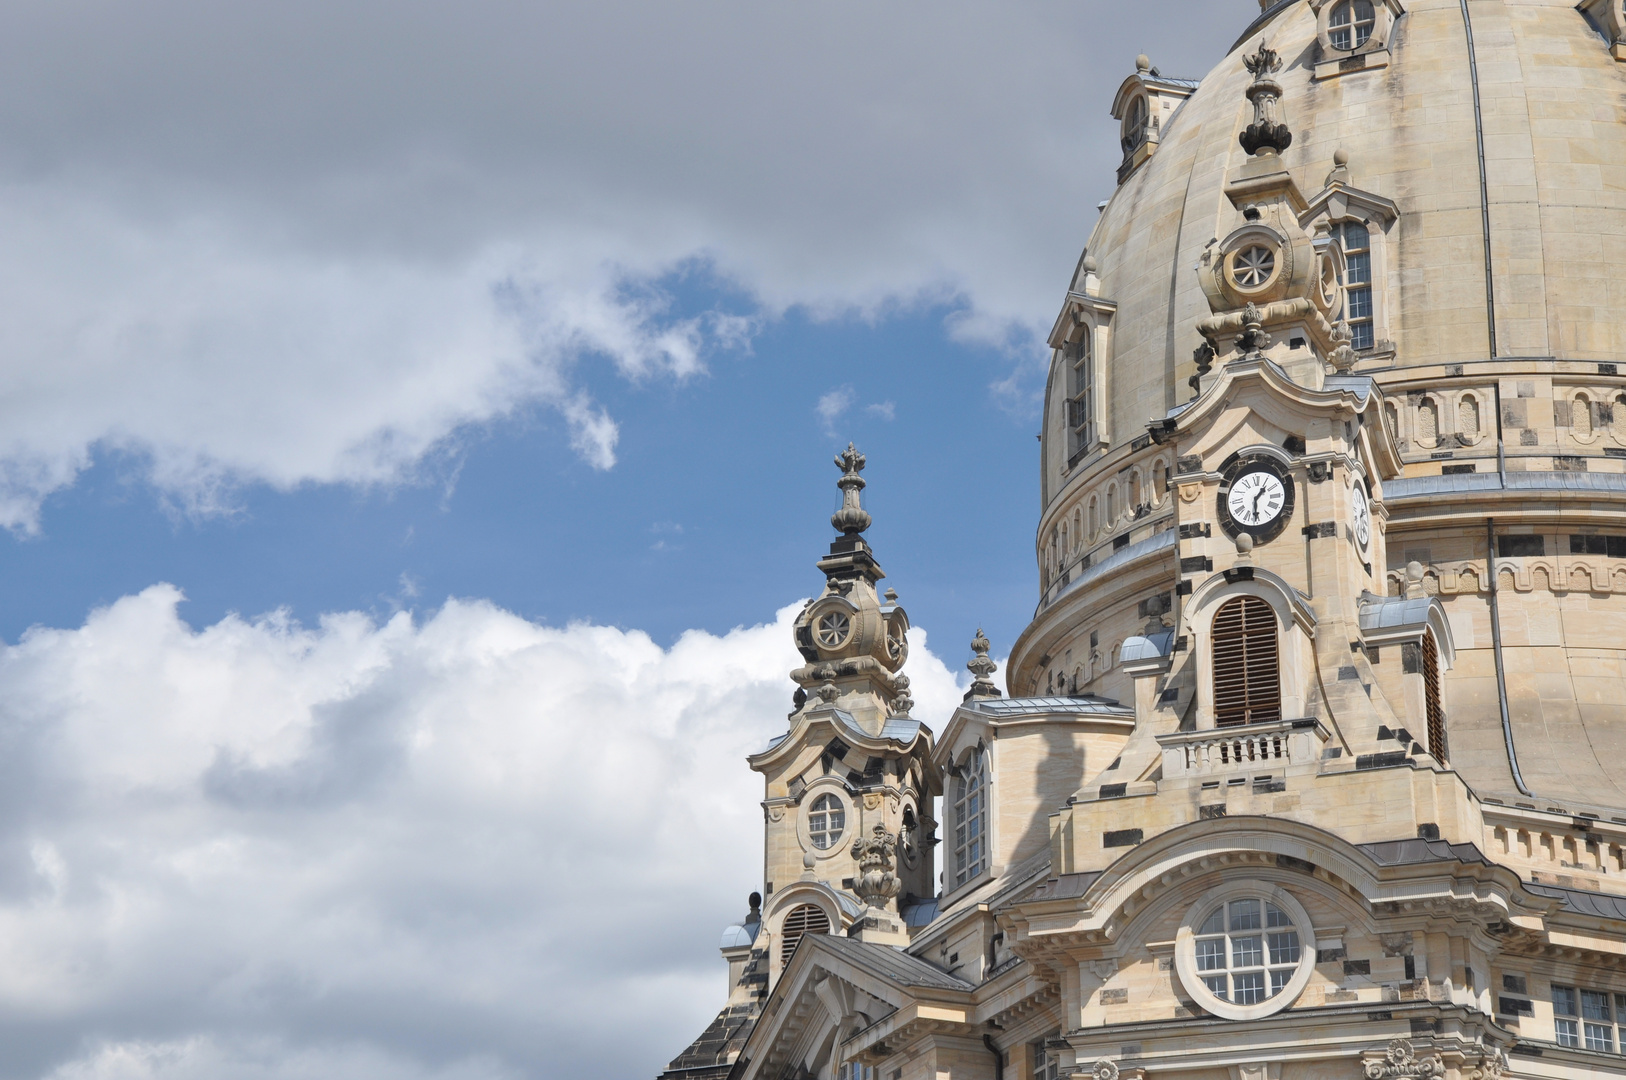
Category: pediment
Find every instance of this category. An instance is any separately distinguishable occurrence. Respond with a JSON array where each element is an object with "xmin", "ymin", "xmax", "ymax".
[{"xmin": 1299, "ymin": 180, "xmax": 1399, "ymax": 230}]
